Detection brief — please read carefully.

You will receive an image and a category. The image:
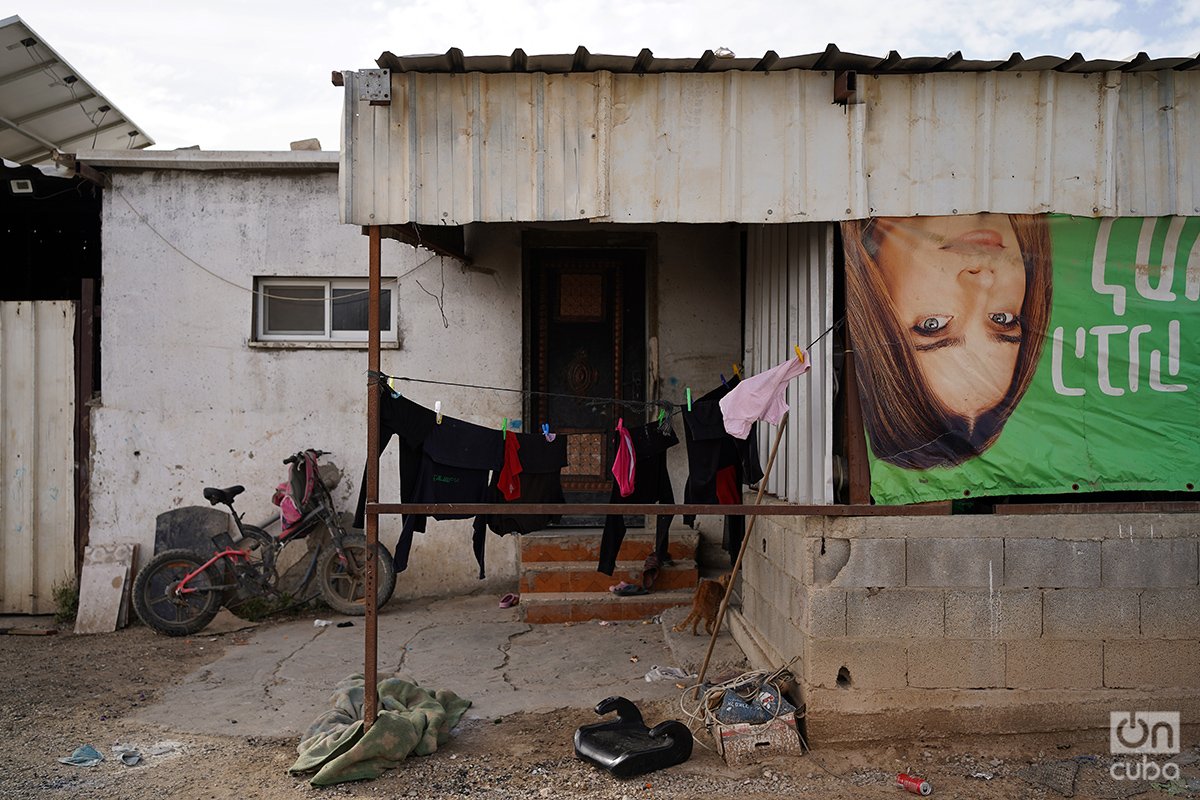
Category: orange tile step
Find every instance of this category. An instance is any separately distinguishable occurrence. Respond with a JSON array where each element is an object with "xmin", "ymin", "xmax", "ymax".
[
  {"xmin": 519, "ymin": 529, "xmax": 699, "ymax": 564},
  {"xmin": 519, "ymin": 559, "xmax": 698, "ymax": 594},
  {"xmin": 520, "ymin": 589, "xmax": 694, "ymax": 624}
]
